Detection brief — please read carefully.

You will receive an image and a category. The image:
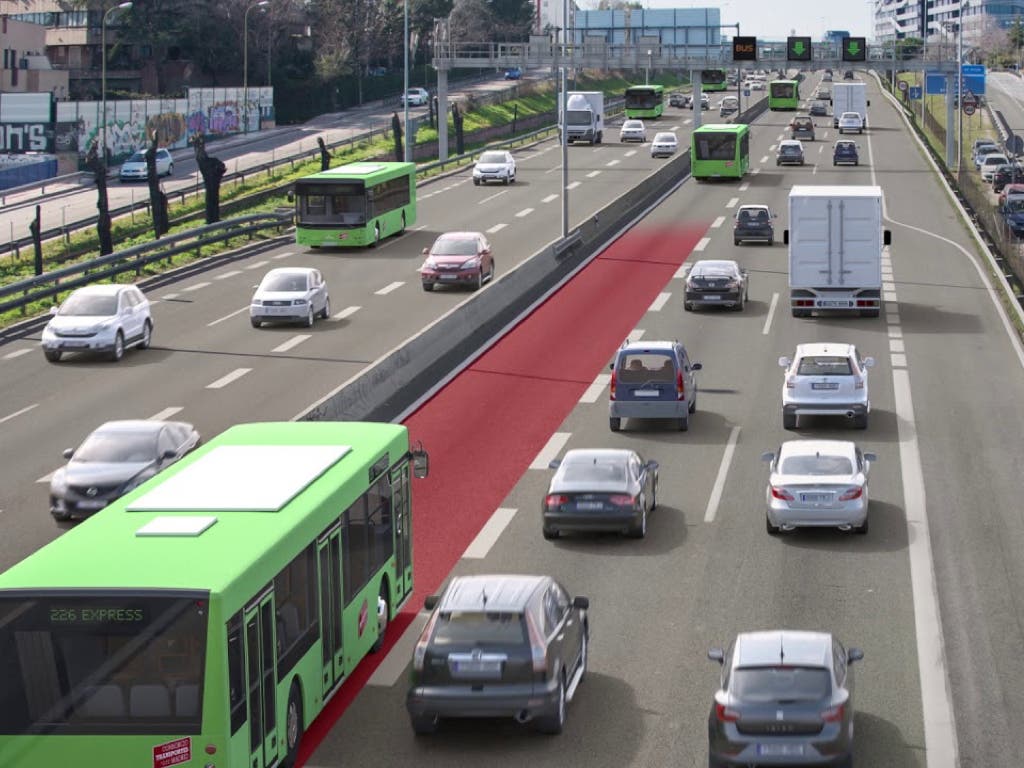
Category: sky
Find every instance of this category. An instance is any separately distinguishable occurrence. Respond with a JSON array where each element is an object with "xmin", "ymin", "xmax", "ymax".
[{"xmin": 598, "ymin": 1, "xmax": 873, "ymax": 41}]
